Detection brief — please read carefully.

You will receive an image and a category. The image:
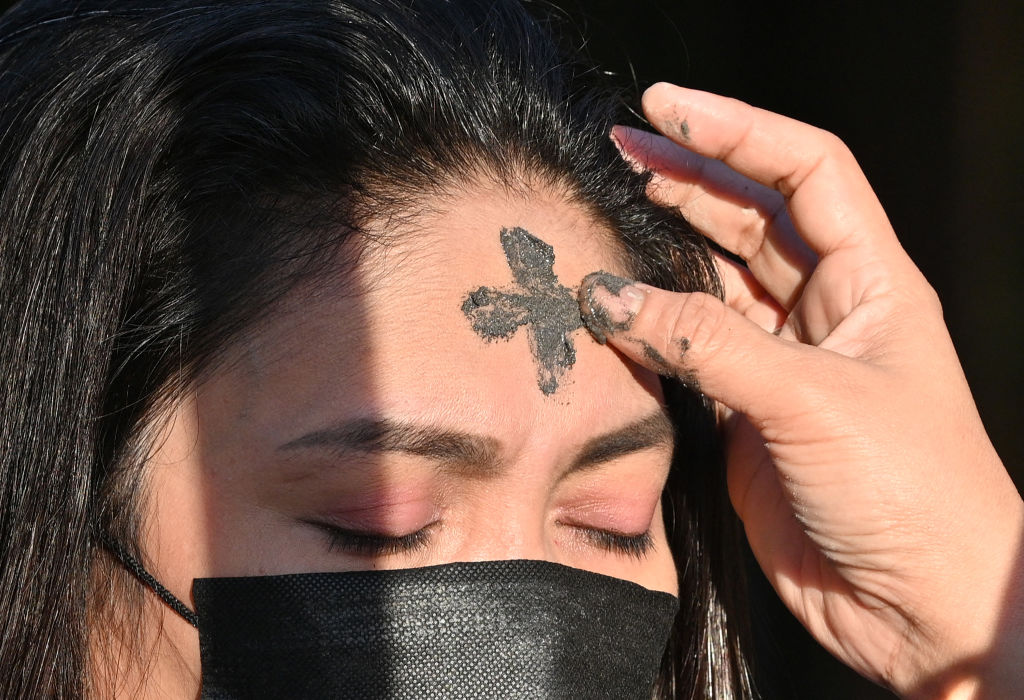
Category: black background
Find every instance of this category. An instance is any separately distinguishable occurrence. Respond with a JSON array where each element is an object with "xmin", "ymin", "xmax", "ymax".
[{"xmin": 1, "ymin": 1, "xmax": 1020, "ymax": 697}]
